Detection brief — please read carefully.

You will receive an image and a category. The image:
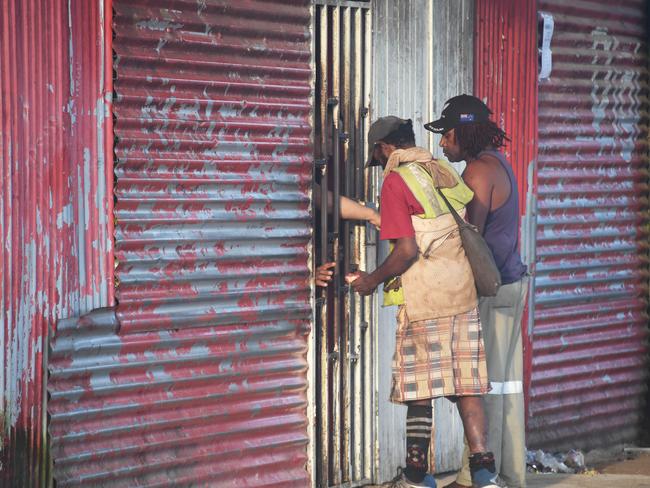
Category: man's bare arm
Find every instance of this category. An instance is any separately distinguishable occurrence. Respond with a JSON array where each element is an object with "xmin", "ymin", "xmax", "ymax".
[
  {"xmin": 350, "ymin": 237, "xmax": 418, "ymax": 295},
  {"xmin": 314, "ymin": 183, "xmax": 381, "ymax": 228},
  {"xmin": 462, "ymin": 161, "xmax": 493, "ymax": 235}
]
